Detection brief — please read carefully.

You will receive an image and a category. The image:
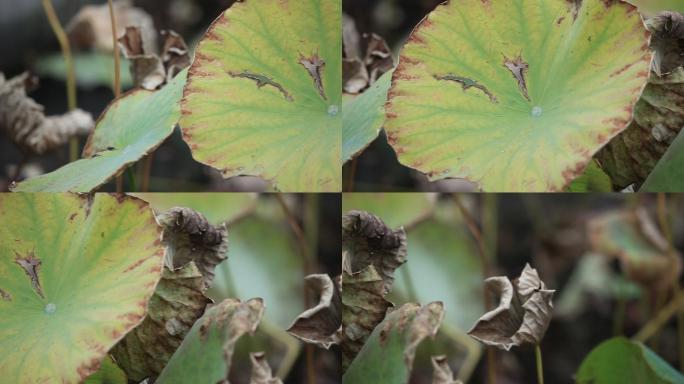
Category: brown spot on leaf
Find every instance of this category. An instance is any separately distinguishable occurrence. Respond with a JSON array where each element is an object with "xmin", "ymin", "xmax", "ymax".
[
  {"xmin": 228, "ymin": 71, "xmax": 293, "ymax": 101},
  {"xmin": 299, "ymin": 53, "xmax": 327, "ymax": 100},
  {"xmin": 0, "ymin": 288, "xmax": 11, "ymax": 301},
  {"xmin": 566, "ymin": 0, "xmax": 583, "ymax": 22},
  {"xmin": 434, "ymin": 74, "xmax": 498, "ymax": 103},
  {"xmin": 503, "ymin": 55, "xmax": 531, "ymax": 101},
  {"xmin": 76, "ymin": 357, "xmax": 102, "ymax": 381},
  {"xmin": 14, "ymin": 251, "xmax": 45, "ymax": 299},
  {"xmin": 557, "ymin": 16, "xmax": 565, "ymax": 25}
]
